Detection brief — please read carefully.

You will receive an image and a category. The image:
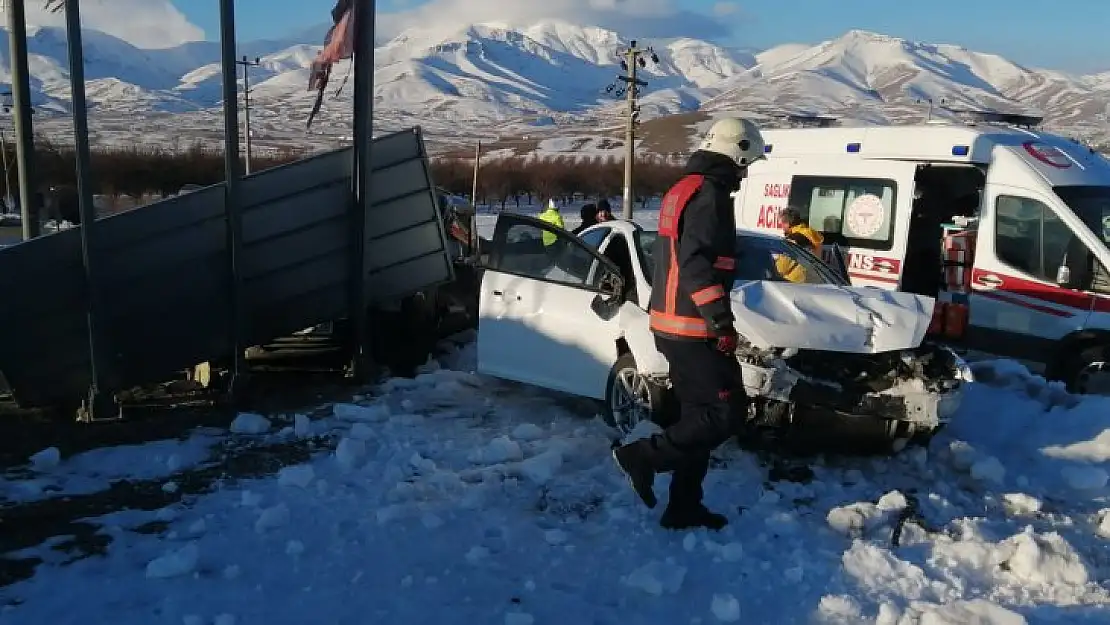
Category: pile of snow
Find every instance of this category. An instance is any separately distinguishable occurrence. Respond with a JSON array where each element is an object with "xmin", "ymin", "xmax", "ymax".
[
  {"xmin": 1, "ymin": 434, "xmax": 220, "ymax": 504},
  {"xmin": 3, "ymin": 345, "xmax": 1110, "ymax": 623}
]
